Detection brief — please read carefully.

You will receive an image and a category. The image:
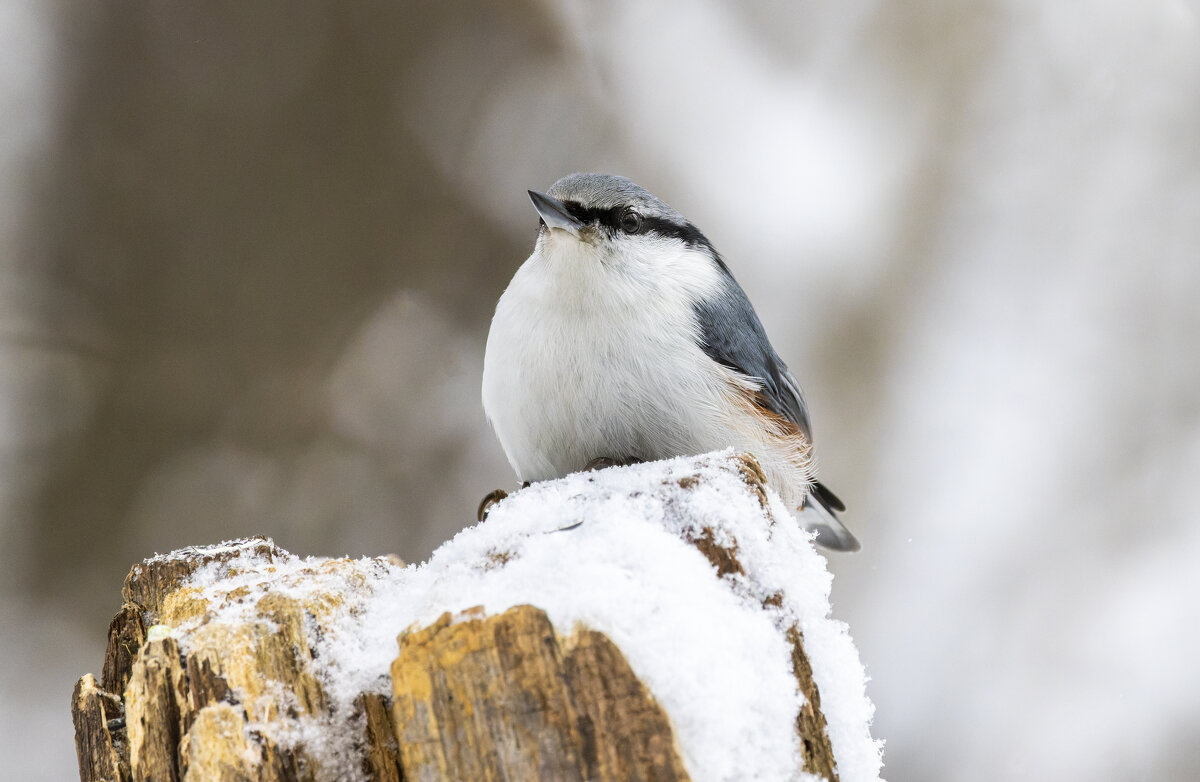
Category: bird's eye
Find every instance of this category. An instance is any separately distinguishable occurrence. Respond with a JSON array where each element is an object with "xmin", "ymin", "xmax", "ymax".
[{"xmin": 619, "ymin": 209, "xmax": 642, "ymax": 234}]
